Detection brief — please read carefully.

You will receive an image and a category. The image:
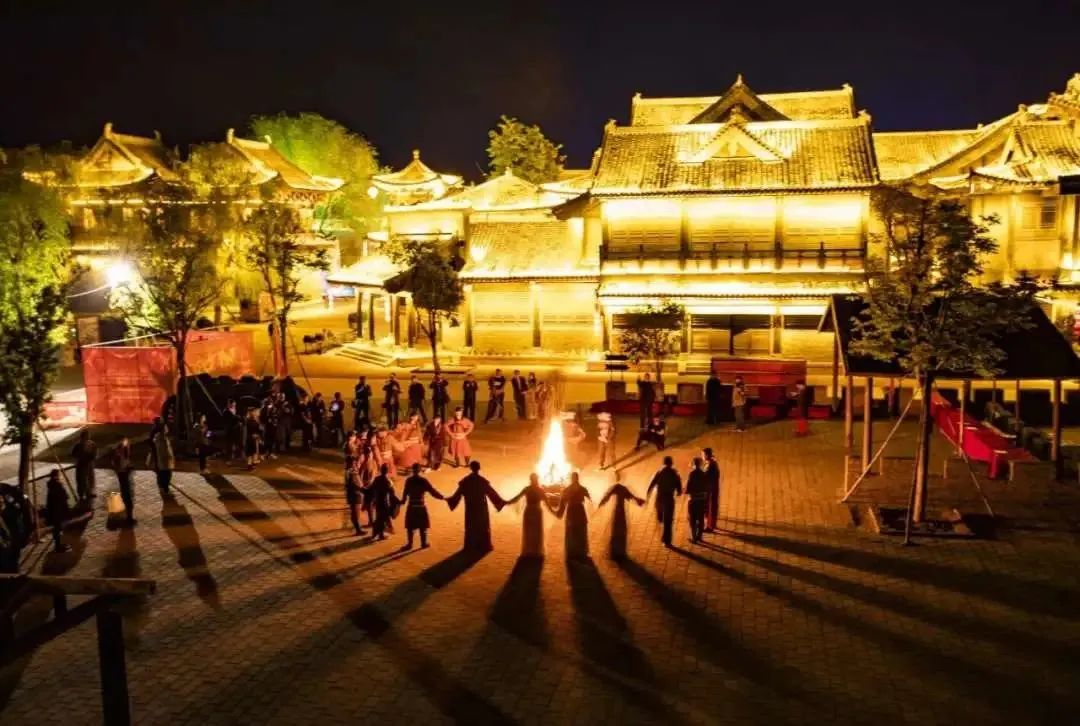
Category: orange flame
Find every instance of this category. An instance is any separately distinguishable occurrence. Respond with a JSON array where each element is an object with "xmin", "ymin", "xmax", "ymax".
[{"xmin": 537, "ymin": 418, "xmax": 571, "ymax": 486}]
